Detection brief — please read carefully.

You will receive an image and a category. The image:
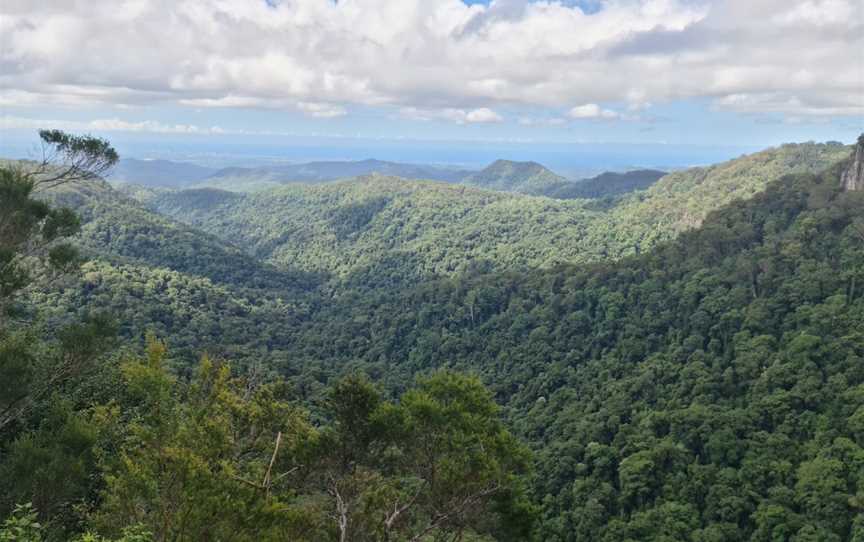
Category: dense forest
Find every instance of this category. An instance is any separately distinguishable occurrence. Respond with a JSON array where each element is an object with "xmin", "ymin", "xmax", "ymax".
[
  {"xmin": 461, "ymin": 160, "xmax": 567, "ymax": 194},
  {"xmin": 2, "ymin": 131, "xmax": 863, "ymax": 541},
  {"xmin": 134, "ymin": 142, "xmax": 848, "ymax": 289},
  {"xmin": 539, "ymin": 169, "xmax": 667, "ymax": 200}
]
